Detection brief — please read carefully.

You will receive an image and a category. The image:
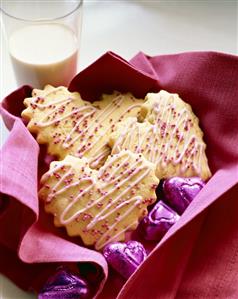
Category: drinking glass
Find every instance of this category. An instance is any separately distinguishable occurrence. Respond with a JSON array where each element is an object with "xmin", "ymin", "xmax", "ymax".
[{"xmin": 1, "ymin": 0, "xmax": 83, "ymax": 88}]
